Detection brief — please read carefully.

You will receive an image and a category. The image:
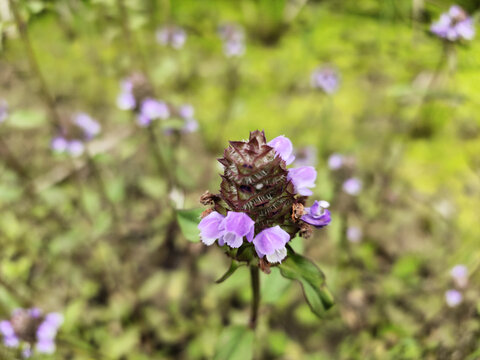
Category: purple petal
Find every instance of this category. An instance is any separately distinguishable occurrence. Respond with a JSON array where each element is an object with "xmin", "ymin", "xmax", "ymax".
[
  {"xmin": 198, "ymin": 211, "xmax": 225, "ymax": 245},
  {"xmin": 140, "ymin": 98, "xmax": 170, "ymax": 121},
  {"xmin": 44, "ymin": 313, "xmax": 64, "ymax": 328},
  {"xmin": 178, "ymin": 104, "xmax": 194, "ymax": 119},
  {"xmin": 67, "ymin": 140, "xmax": 85, "ymax": 157},
  {"xmin": 117, "ymin": 92, "xmax": 136, "ymax": 111},
  {"xmin": 3, "ymin": 335, "xmax": 19, "ymax": 348},
  {"xmin": 0, "ymin": 99, "xmax": 8, "ymax": 123},
  {"xmin": 268, "ymin": 136, "xmax": 295, "ymax": 165},
  {"xmin": 221, "ymin": 212, "xmax": 255, "ymax": 248},
  {"xmin": 328, "ymin": 153, "xmax": 344, "ymax": 170},
  {"xmin": 74, "ymin": 113, "xmax": 101, "ymax": 139},
  {"xmin": 343, "ymin": 177, "xmax": 362, "ymax": 195},
  {"xmin": 51, "ymin": 137, "xmax": 68, "ymax": 153},
  {"xmin": 252, "ymin": 226, "xmax": 290, "ymax": 260},
  {"xmin": 182, "ymin": 119, "xmax": 198, "ymax": 133},
  {"xmin": 445, "ymin": 289, "xmax": 462, "ymax": 307},
  {"xmin": 288, "ymin": 166, "xmax": 317, "ymax": 196},
  {"xmin": 36, "ymin": 339, "xmax": 56, "ymax": 354},
  {"xmin": 347, "ymin": 226, "xmax": 362, "ymax": 243},
  {"xmin": 0, "ymin": 321, "xmax": 15, "ymax": 337}
]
